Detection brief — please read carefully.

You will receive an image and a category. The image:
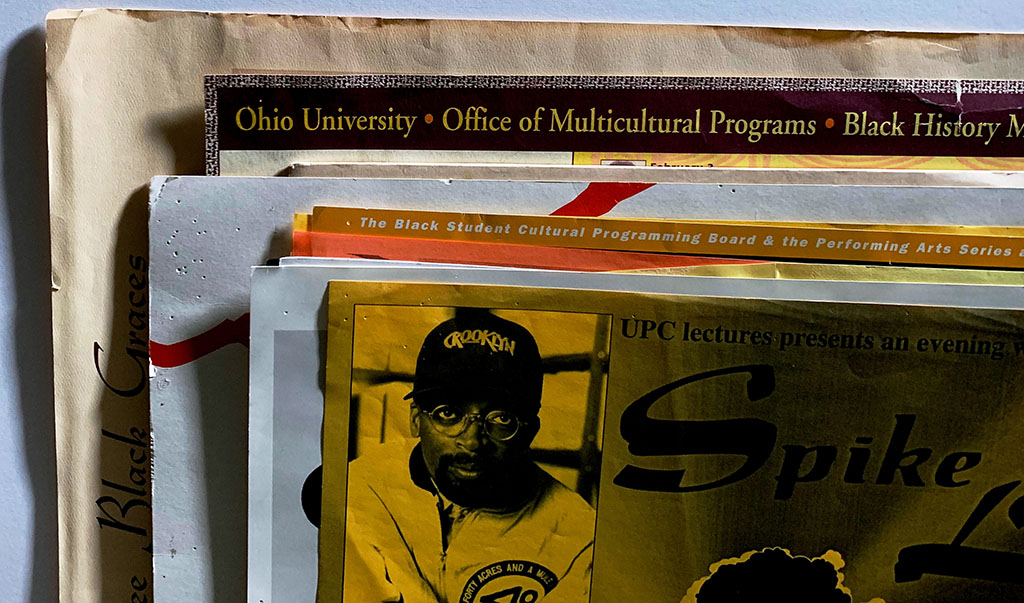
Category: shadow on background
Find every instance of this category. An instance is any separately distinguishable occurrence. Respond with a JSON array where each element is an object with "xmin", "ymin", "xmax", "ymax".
[{"xmin": 2, "ymin": 26, "xmax": 58, "ymax": 603}]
